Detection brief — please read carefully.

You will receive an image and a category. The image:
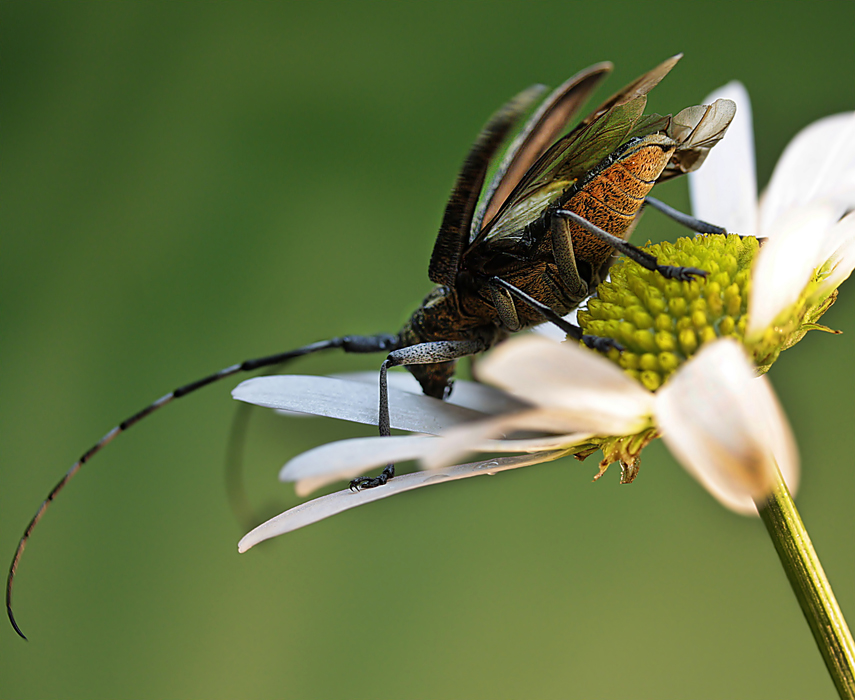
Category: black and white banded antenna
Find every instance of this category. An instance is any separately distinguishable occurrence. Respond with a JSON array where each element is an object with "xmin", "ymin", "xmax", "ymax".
[{"xmin": 7, "ymin": 333, "xmax": 399, "ymax": 640}]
